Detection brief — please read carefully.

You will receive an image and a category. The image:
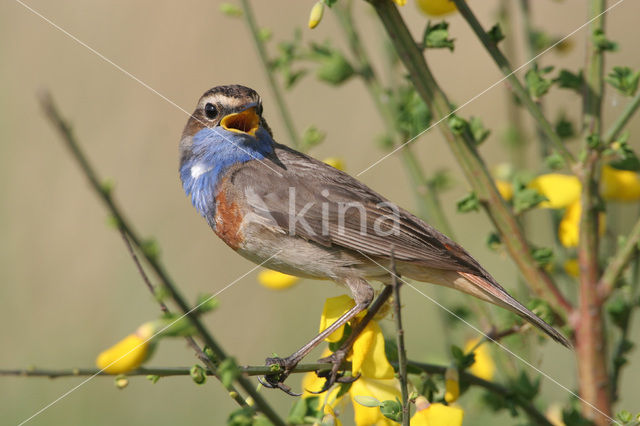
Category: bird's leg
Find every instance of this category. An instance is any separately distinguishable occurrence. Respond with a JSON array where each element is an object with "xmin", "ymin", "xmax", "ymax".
[
  {"xmin": 315, "ymin": 280, "xmax": 395, "ymax": 392},
  {"xmin": 261, "ymin": 278, "xmax": 374, "ymax": 395}
]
